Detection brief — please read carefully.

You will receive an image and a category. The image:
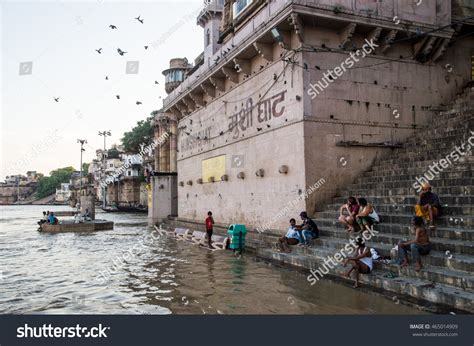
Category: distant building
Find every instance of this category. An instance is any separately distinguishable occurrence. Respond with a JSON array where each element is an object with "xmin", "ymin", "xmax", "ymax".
[{"xmin": 55, "ymin": 183, "xmax": 71, "ymax": 203}]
